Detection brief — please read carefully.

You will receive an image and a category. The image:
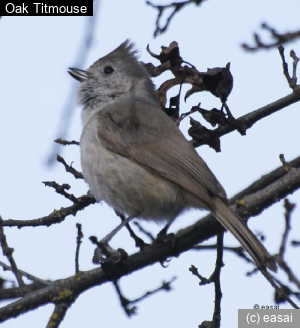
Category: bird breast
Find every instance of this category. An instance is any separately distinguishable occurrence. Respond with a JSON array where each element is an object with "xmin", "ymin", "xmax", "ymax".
[{"xmin": 80, "ymin": 116, "xmax": 186, "ymax": 222}]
